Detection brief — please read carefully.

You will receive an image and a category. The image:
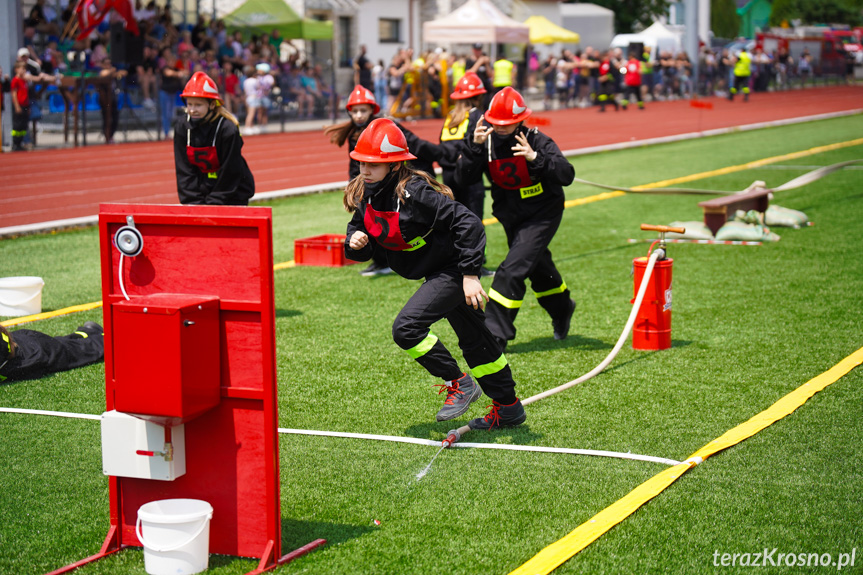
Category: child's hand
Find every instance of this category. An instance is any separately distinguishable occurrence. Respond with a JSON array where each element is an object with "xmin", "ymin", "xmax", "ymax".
[
  {"xmin": 349, "ymin": 231, "xmax": 369, "ymax": 250},
  {"xmin": 511, "ymin": 132, "xmax": 537, "ymax": 162},
  {"xmin": 473, "ymin": 117, "xmax": 492, "ymax": 145},
  {"xmin": 463, "ymin": 275, "xmax": 488, "ymax": 310}
]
